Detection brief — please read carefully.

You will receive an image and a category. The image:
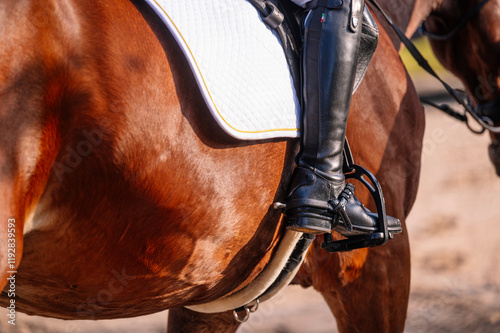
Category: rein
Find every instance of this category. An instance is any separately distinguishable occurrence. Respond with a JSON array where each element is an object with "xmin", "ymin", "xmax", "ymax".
[{"xmin": 367, "ymin": 0, "xmax": 500, "ymax": 134}]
